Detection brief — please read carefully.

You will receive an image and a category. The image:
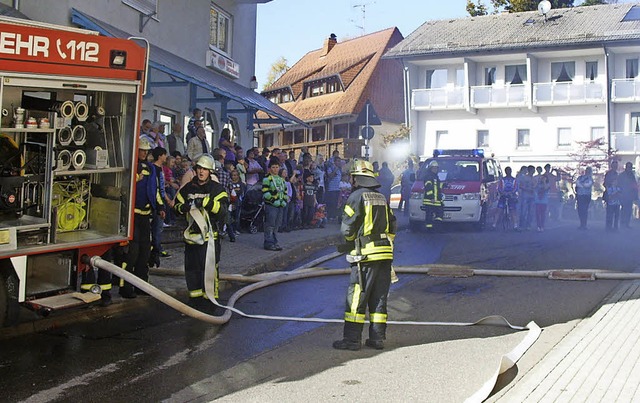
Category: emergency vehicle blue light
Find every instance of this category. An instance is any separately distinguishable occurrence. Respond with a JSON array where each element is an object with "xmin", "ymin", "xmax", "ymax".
[{"xmin": 433, "ymin": 149, "xmax": 485, "ymax": 158}]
